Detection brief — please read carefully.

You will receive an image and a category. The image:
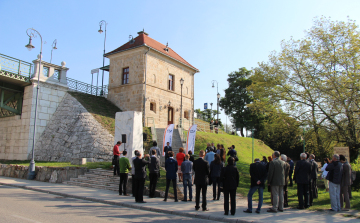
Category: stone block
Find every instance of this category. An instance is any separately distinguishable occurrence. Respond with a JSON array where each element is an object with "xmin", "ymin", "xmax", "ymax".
[
  {"xmin": 71, "ymin": 158, "xmax": 86, "ymax": 165},
  {"xmin": 40, "ymin": 100, "xmax": 51, "ymax": 107}
]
